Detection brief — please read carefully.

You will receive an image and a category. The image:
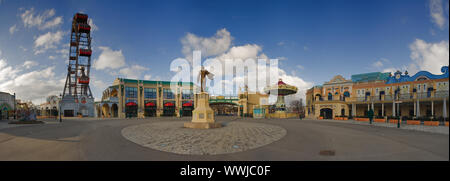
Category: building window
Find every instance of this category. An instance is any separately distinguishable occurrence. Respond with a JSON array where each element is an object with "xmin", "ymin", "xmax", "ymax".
[
  {"xmin": 164, "ymin": 88, "xmax": 174, "ymax": 99},
  {"xmin": 144, "ymin": 88, "xmax": 157, "ymax": 99},
  {"xmin": 125, "ymin": 87, "xmax": 138, "ymax": 98},
  {"xmin": 182, "ymin": 89, "xmax": 193, "ymax": 99}
]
